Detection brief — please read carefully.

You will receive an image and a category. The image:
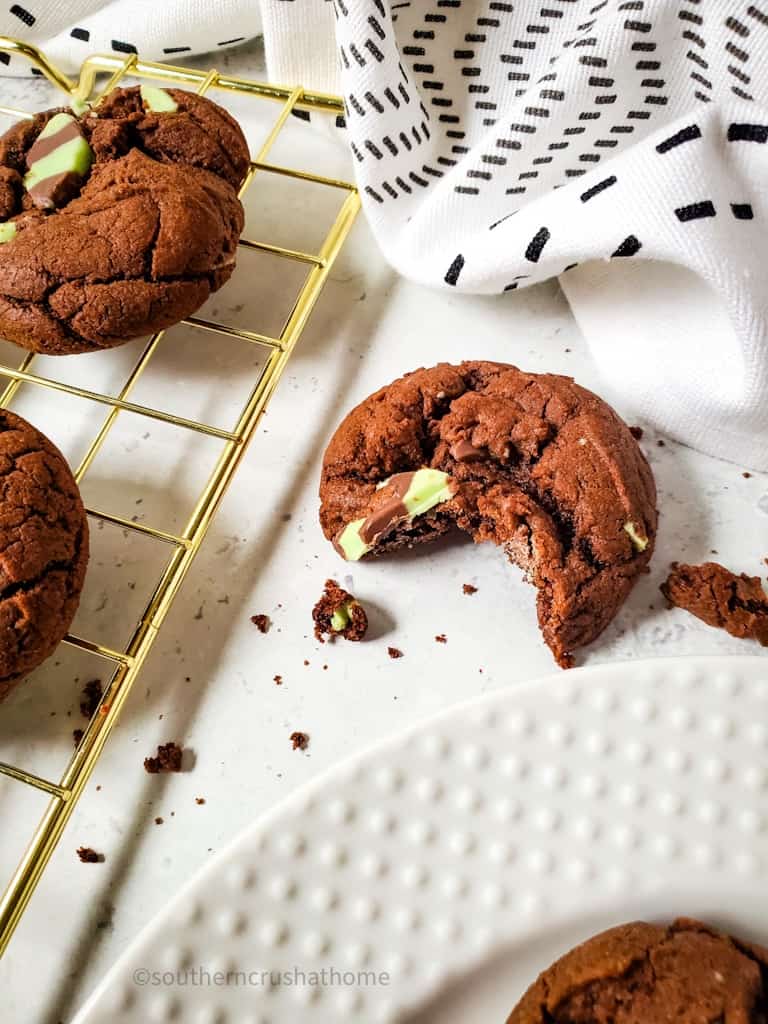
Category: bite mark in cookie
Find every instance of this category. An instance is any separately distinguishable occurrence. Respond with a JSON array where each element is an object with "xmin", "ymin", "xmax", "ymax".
[
  {"xmin": 662, "ymin": 561, "xmax": 768, "ymax": 645},
  {"xmin": 505, "ymin": 918, "xmax": 768, "ymax": 1024},
  {"xmin": 320, "ymin": 361, "xmax": 657, "ymax": 667}
]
